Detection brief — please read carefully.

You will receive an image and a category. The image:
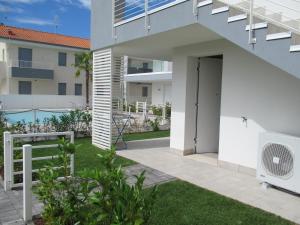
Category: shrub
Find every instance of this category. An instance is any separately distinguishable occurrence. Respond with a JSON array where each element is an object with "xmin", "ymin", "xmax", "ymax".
[
  {"xmin": 151, "ymin": 103, "xmax": 171, "ymax": 118},
  {"xmin": 35, "ymin": 140, "xmax": 158, "ymax": 225},
  {"xmin": 35, "ymin": 139, "xmax": 91, "ymax": 225},
  {"xmin": 151, "ymin": 105, "xmax": 162, "ymax": 116},
  {"xmin": 81, "ymin": 150, "xmax": 158, "ymax": 225},
  {"xmin": 148, "ymin": 118, "xmax": 160, "ymax": 132}
]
